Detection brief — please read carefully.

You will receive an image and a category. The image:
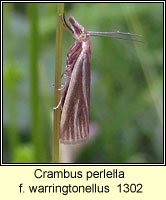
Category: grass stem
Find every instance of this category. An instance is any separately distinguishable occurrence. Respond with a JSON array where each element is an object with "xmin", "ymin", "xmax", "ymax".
[
  {"xmin": 52, "ymin": 3, "xmax": 64, "ymax": 163},
  {"xmin": 28, "ymin": 3, "xmax": 41, "ymax": 162}
]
